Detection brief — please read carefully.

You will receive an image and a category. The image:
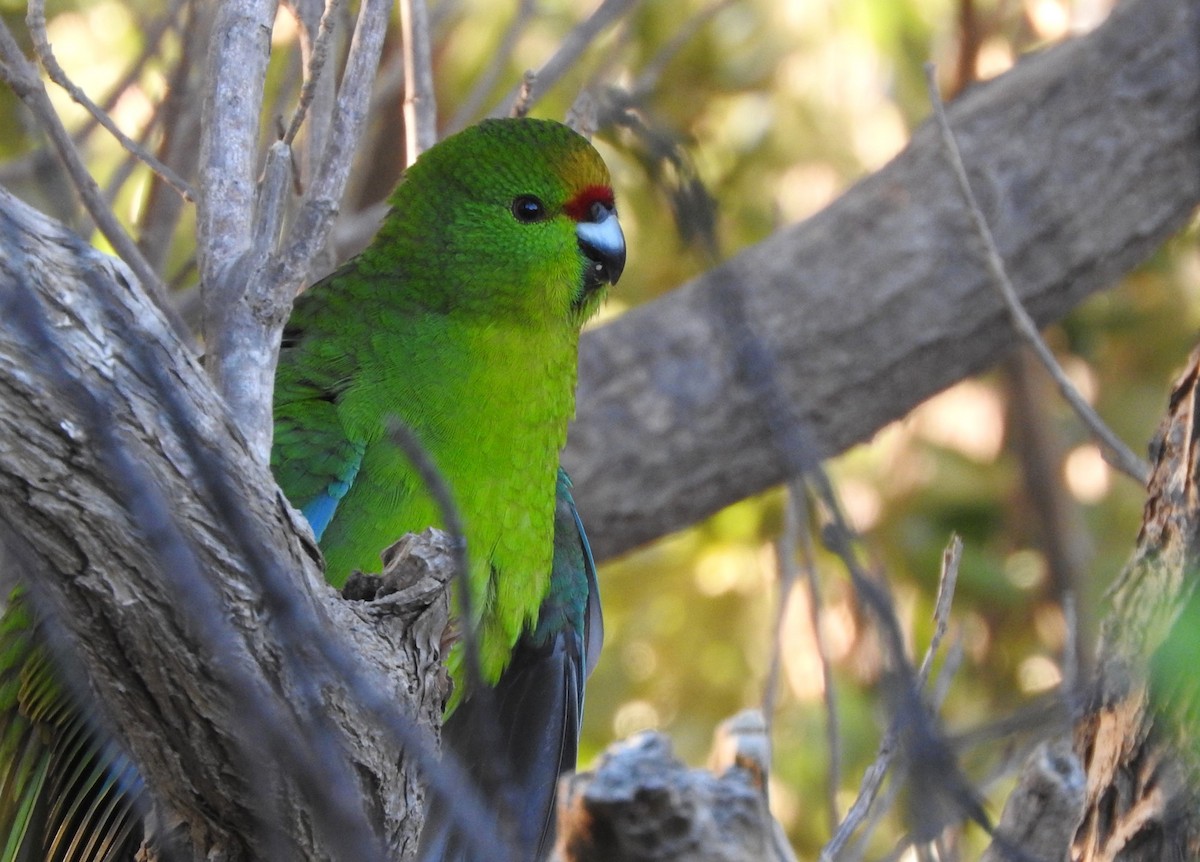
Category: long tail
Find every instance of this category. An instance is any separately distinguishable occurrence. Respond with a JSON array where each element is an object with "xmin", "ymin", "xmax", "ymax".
[{"xmin": 0, "ymin": 589, "xmax": 145, "ymax": 862}]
